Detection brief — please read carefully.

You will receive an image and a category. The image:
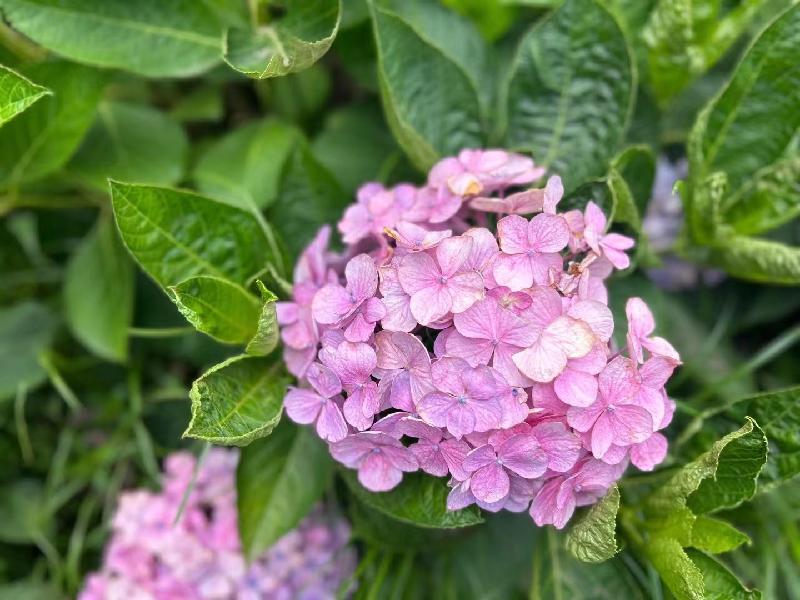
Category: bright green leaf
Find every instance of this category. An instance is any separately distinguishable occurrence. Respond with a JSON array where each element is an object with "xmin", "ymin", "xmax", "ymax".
[
  {"xmin": 744, "ymin": 386, "xmax": 800, "ymax": 491},
  {"xmin": 110, "ymin": 181, "xmax": 275, "ymax": 288},
  {"xmin": 0, "ymin": 61, "xmax": 106, "ymax": 189},
  {"xmin": 237, "ymin": 421, "xmax": 332, "ymax": 560},
  {"xmin": 342, "ymin": 470, "xmax": 483, "ymax": 529},
  {"xmin": 0, "ymin": 64, "xmax": 50, "ymax": 127},
  {"xmin": 67, "ymin": 101, "xmax": 188, "ymax": 189},
  {"xmin": 168, "ymin": 275, "xmax": 260, "ymax": 345},
  {"xmin": 245, "ymin": 280, "xmax": 279, "ymax": 356},
  {"xmin": 64, "ymin": 214, "xmax": 133, "ymax": 363},
  {"xmin": 646, "ymin": 537, "xmax": 706, "ymax": 600},
  {"xmin": 269, "ymin": 142, "xmax": 348, "ymax": 256},
  {"xmin": 193, "ymin": 118, "xmax": 300, "ymax": 209},
  {"xmin": 566, "ymin": 485, "xmax": 619, "ymax": 563},
  {"xmin": 184, "ymin": 355, "xmax": 288, "ymax": 446},
  {"xmin": 1, "ymin": 0, "xmax": 225, "ymax": 77},
  {"xmin": 0, "ymin": 302, "xmax": 58, "ymax": 401},
  {"xmin": 369, "ymin": 0, "xmax": 486, "ymax": 170},
  {"xmin": 612, "ymin": 145, "xmax": 656, "ymax": 220},
  {"xmin": 685, "ymin": 549, "xmax": 762, "ymax": 599},
  {"xmin": 690, "ymin": 516, "xmax": 750, "ymax": 554},
  {"xmin": 709, "ymin": 236, "xmax": 800, "ymax": 285},
  {"xmin": 503, "ymin": 0, "xmax": 635, "ymax": 192},
  {"xmin": 223, "ymin": 0, "xmax": 341, "ymax": 79}
]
